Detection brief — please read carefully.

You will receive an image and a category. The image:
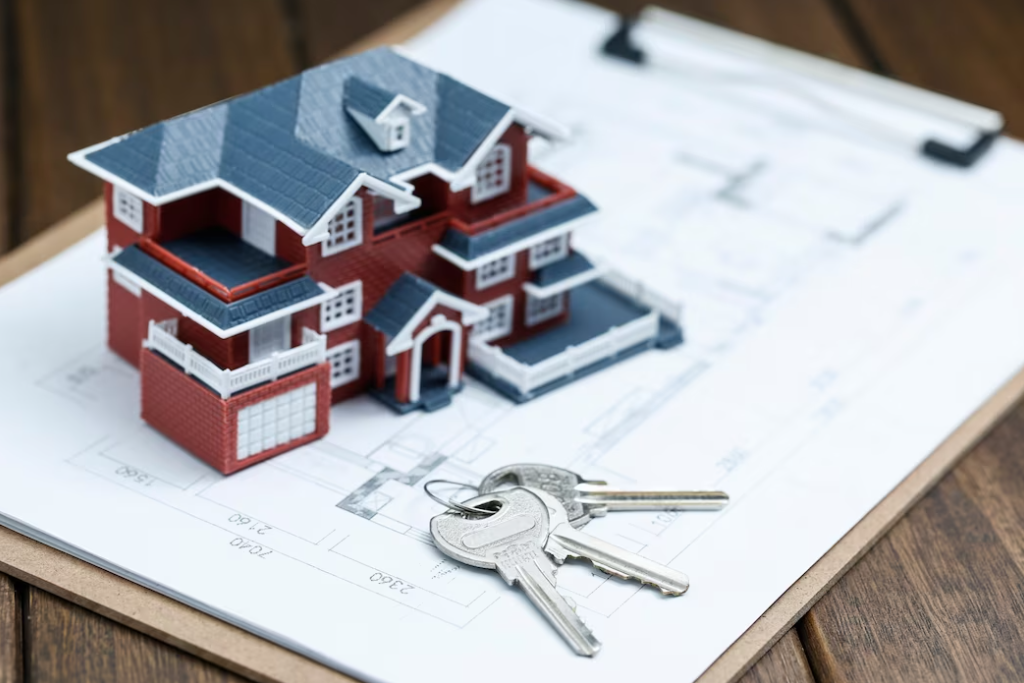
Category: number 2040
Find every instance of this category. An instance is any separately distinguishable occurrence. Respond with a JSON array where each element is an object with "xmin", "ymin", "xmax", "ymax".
[{"xmin": 229, "ymin": 537, "xmax": 272, "ymax": 559}]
